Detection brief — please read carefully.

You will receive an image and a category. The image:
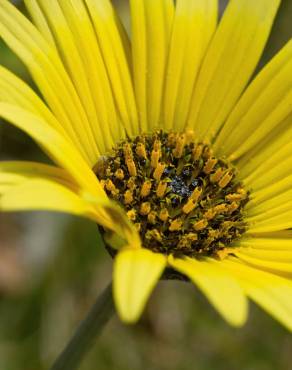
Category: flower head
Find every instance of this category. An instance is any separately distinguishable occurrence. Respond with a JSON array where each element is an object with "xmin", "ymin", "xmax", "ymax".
[{"xmin": 0, "ymin": 0, "xmax": 291, "ymax": 330}]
